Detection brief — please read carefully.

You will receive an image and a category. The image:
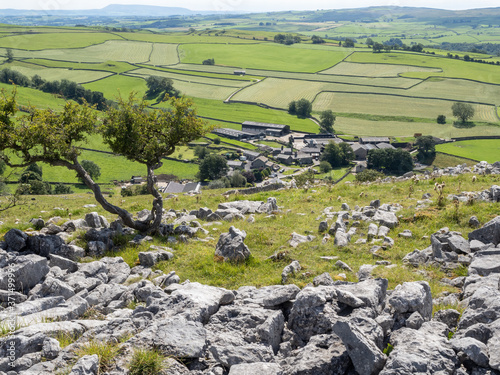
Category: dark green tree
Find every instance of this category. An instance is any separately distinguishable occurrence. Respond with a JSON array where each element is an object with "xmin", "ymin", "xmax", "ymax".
[
  {"xmin": 437, "ymin": 115, "xmax": 446, "ymax": 124},
  {"xmin": 373, "ymin": 42, "xmax": 384, "ymax": 52},
  {"xmin": 320, "ymin": 141, "xmax": 353, "ymax": 168},
  {"xmin": 145, "ymin": 76, "xmax": 179, "ymax": 98},
  {"xmin": 365, "ymin": 38, "xmax": 374, "ymax": 46},
  {"xmin": 415, "ymin": 135, "xmax": 436, "ymax": 162},
  {"xmin": 343, "ymin": 38, "xmax": 355, "ymax": 47},
  {"xmin": 230, "ymin": 171, "xmax": 247, "ymax": 187},
  {"xmin": 367, "ymin": 148, "xmax": 413, "ymax": 175},
  {"xmin": 54, "ymin": 183, "xmax": 73, "ymax": 194},
  {"xmin": 319, "ymin": 110, "xmax": 336, "ymax": 133},
  {"xmin": 6, "ymin": 49, "xmax": 13, "ymax": 63},
  {"xmin": 452, "ymin": 102, "xmax": 475, "ymax": 123},
  {"xmin": 288, "ymin": 101, "xmax": 297, "ymax": 115},
  {"xmin": 295, "ymin": 98, "xmax": 312, "ymax": 118},
  {"xmin": 78, "ymin": 160, "xmax": 101, "ymax": 183},
  {"xmin": 194, "ymin": 145, "xmax": 210, "ymax": 159},
  {"xmin": 197, "ymin": 154, "xmax": 228, "ymax": 181},
  {"xmin": 319, "ymin": 160, "xmax": 332, "ymax": 173}
]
